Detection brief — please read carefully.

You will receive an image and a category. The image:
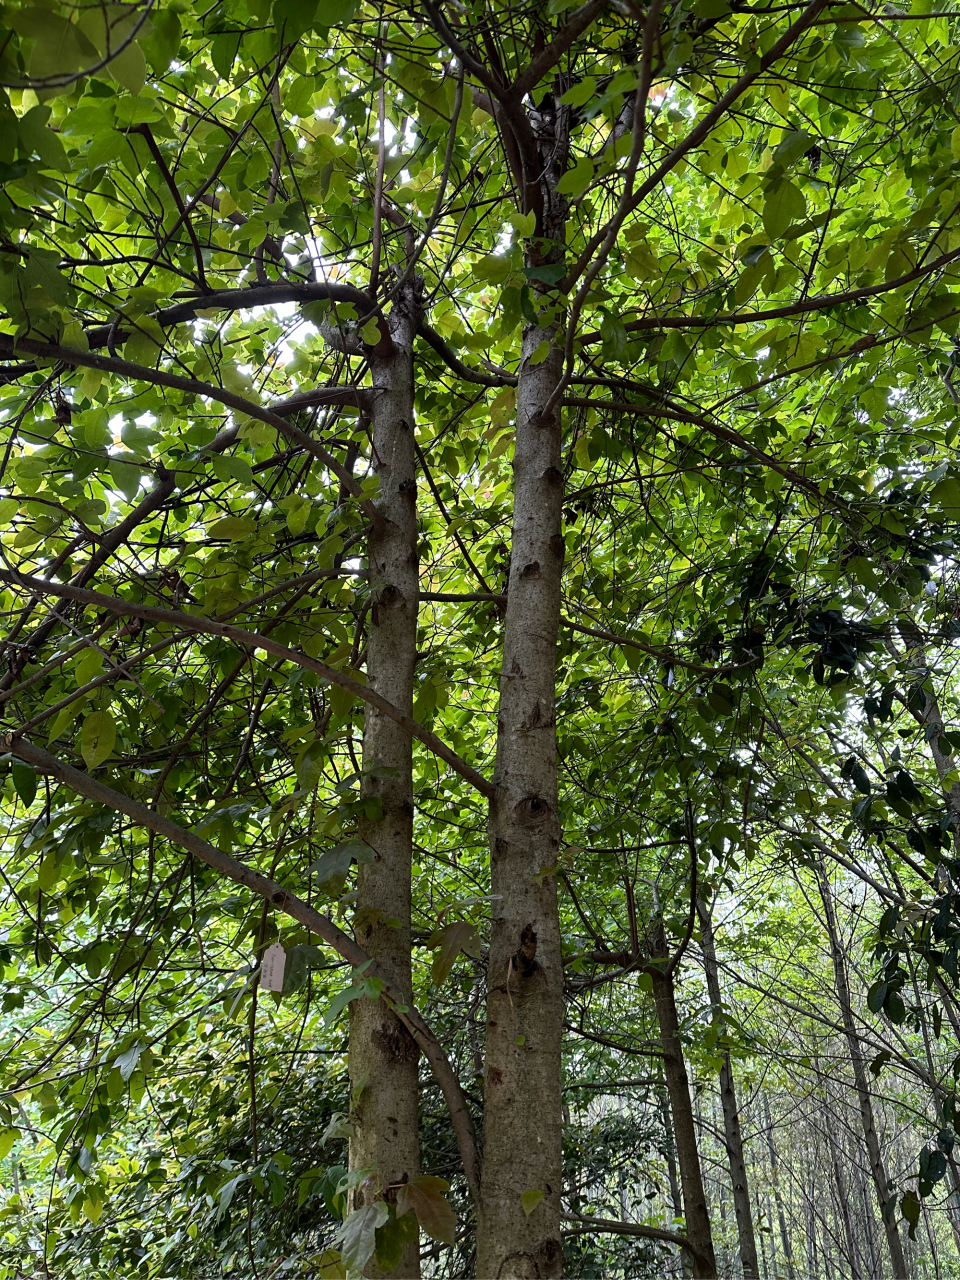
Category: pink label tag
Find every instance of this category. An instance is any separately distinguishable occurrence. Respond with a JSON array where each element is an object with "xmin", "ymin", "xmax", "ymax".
[{"xmin": 260, "ymin": 943, "xmax": 286, "ymax": 992}]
